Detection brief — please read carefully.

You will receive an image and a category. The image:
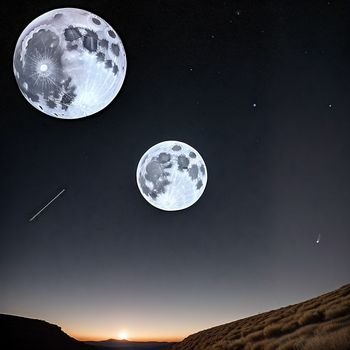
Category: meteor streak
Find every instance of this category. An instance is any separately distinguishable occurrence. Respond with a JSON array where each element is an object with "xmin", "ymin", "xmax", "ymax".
[{"xmin": 29, "ymin": 188, "xmax": 66, "ymax": 222}]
